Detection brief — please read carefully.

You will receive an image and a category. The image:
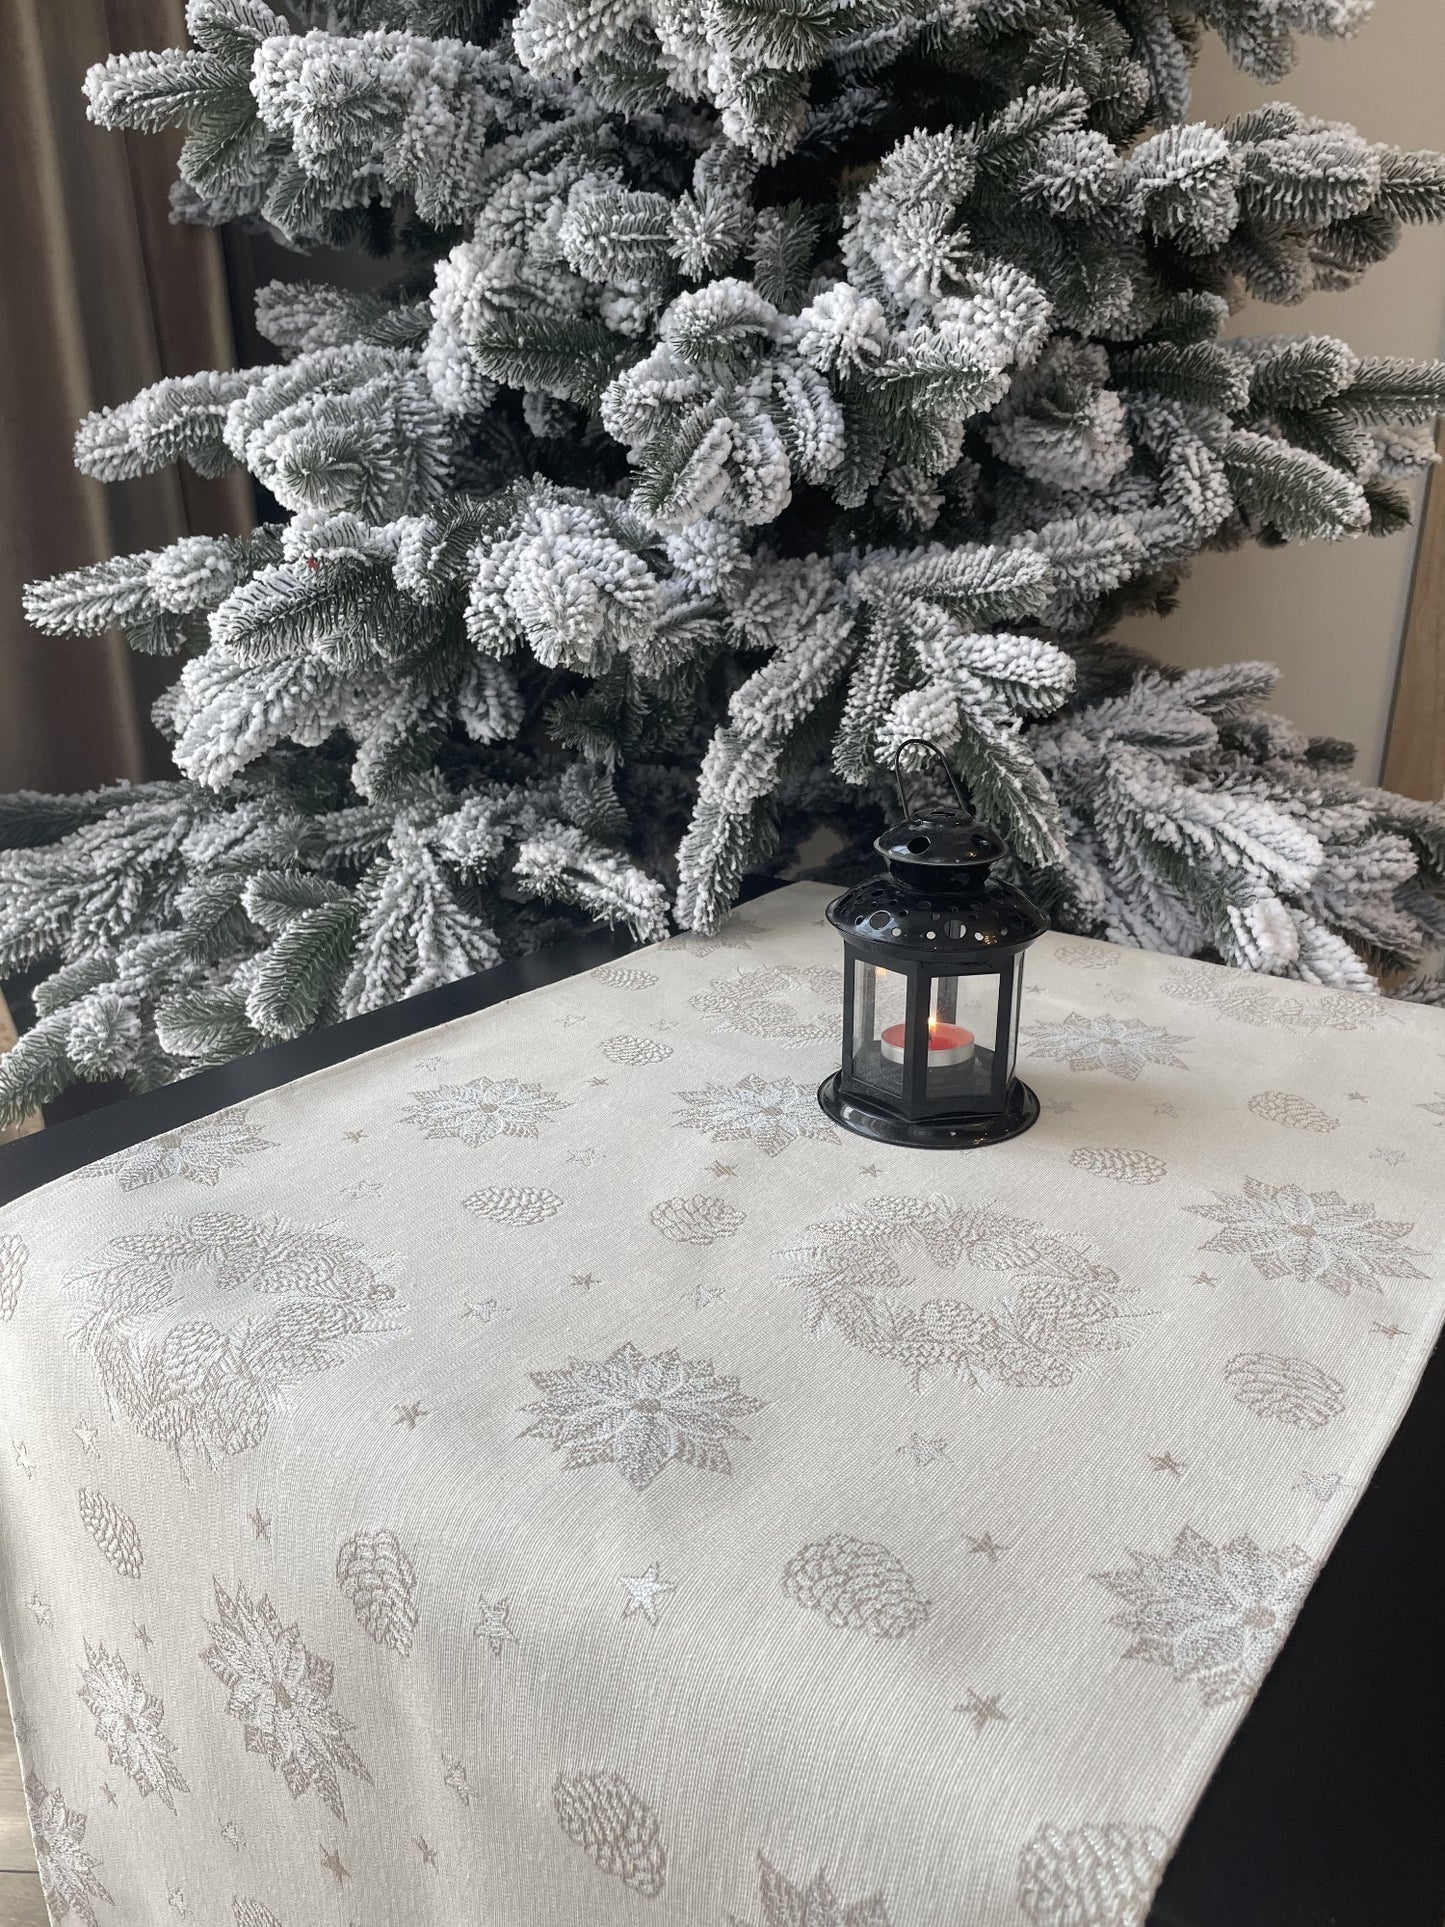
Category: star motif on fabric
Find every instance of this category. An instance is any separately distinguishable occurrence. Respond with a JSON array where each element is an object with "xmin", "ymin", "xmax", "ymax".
[
  {"xmin": 1346, "ymin": 1091, "xmax": 1368, "ymax": 1102},
  {"xmin": 166, "ymin": 1884, "xmax": 187, "ymax": 1914},
  {"xmin": 27, "ymin": 1591, "xmax": 52, "ymax": 1627},
  {"xmin": 341, "ymin": 1178, "xmax": 385, "ymax": 1200},
  {"xmin": 956, "ymin": 1688, "xmax": 1010, "ymax": 1731},
  {"xmin": 1191, "ymin": 1272, "xmax": 1218, "ymax": 1289},
  {"xmin": 416, "ymin": 1836, "xmax": 438, "ymax": 1870},
  {"xmin": 321, "ymin": 1845, "xmax": 351, "ymax": 1885},
  {"xmin": 694, "ymin": 1282, "xmax": 725, "ymax": 1307},
  {"xmin": 1045, "ymin": 1099, "xmax": 1075, "ymax": 1116},
  {"xmin": 133, "ymin": 1622, "xmax": 153, "ymax": 1649},
  {"xmin": 966, "ymin": 1532, "xmax": 1009, "ymax": 1563},
  {"xmin": 248, "ymin": 1509, "xmax": 271, "ymax": 1541},
  {"xmin": 559, "ymin": 1012, "xmax": 587, "ymax": 1028},
  {"xmin": 100, "ymin": 1782, "xmax": 118, "ymax": 1806},
  {"xmin": 569, "ymin": 1272, "xmax": 599, "ymax": 1293},
  {"xmin": 465, "ymin": 1298, "xmax": 500, "ymax": 1323},
  {"xmin": 415, "ymin": 1055, "xmax": 445, "ymax": 1073},
  {"xmin": 859, "ymin": 1162, "xmax": 882, "ymax": 1176},
  {"xmin": 1371, "ymin": 1148, "xmax": 1407, "ymax": 1165},
  {"xmin": 1416, "ymin": 1094, "xmax": 1445, "ymax": 1123},
  {"xmin": 1371, "ymin": 1321, "xmax": 1408, "ymax": 1339},
  {"xmin": 620, "ymin": 1564, "xmax": 677, "ymax": 1627},
  {"xmin": 1149, "ymin": 1452, "xmax": 1186, "ymax": 1476},
  {"xmin": 567, "ymin": 1148, "xmax": 600, "ymax": 1166},
  {"xmin": 899, "ymin": 1434, "xmax": 949, "ymax": 1466},
  {"xmin": 472, "ymin": 1597, "xmax": 516, "ymax": 1657},
  {"xmin": 342, "ymin": 1129, "xmax": 367, "ymax": 1142},
  {"xmin": 587, "ymin": 1076, "xmax": 609, "ymax": 1087},
  {"xmin": 1153, "ymin": 1102, "xmax": 1179, "ymax": 1117},
  {"xmin": 218, "ymin": 1819, "xmax": 242, "ymax": 1851},
  {"xmin": 442, "ymin": 1756, "xmax": 473, "ymax": 1807},
  {"xmin": 394, "ymin": 1402, "xmax": 427, "ymax": 1429},
  {"xmin": 73, "ymin": 1418, "xmax": 99, "ymax": 1456},
  {"xmin": 13, "ymin": 1440, "xmax": 34, "ymax": 1478},
  {"xmin": 708, "ymin": 1161, "xmax": 738, "ymax": 1178}
]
